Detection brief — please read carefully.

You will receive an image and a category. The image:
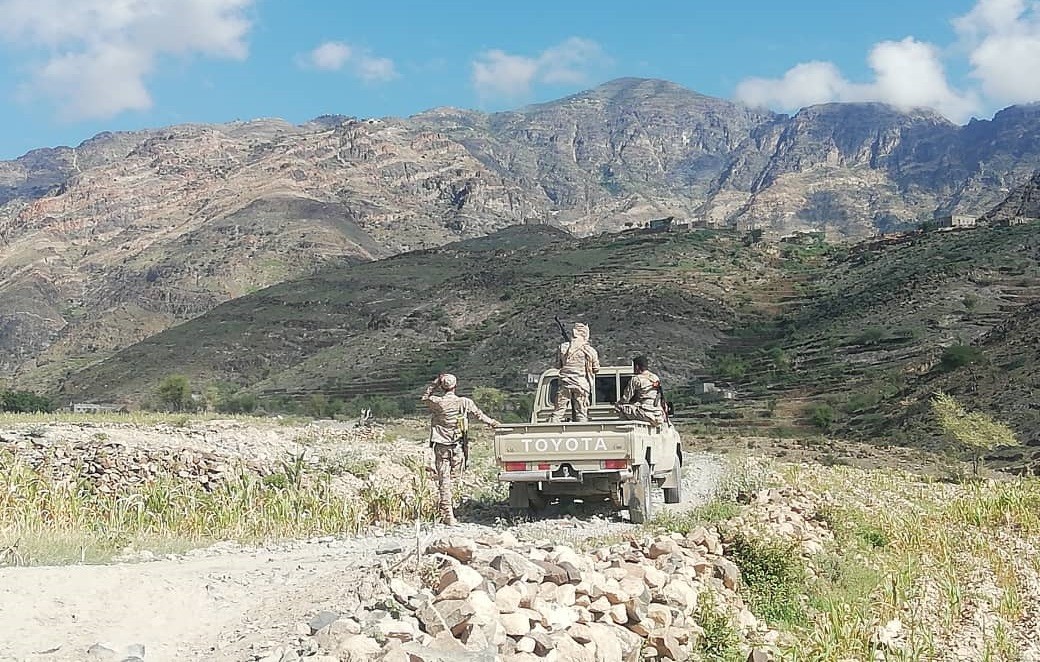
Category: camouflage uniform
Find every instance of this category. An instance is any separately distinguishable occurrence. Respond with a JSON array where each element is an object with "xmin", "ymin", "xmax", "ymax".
[
  {"xmin": 421, "ymin": 374, "xmax": 497, "ymax": 525},
  {"xmin": 616, "ymin": 369, "xmax": 665, "ymax": 426},
  {"xmin": 550, "ymin": 323, "xmax": 601, "ymax": 422}
]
